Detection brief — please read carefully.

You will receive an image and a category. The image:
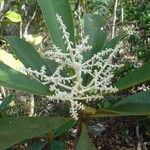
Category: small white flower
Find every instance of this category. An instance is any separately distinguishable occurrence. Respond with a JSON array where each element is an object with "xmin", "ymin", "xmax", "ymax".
[{"xmin": 22, "ymin": 14, "xmax": 123, "ymax": 120}]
